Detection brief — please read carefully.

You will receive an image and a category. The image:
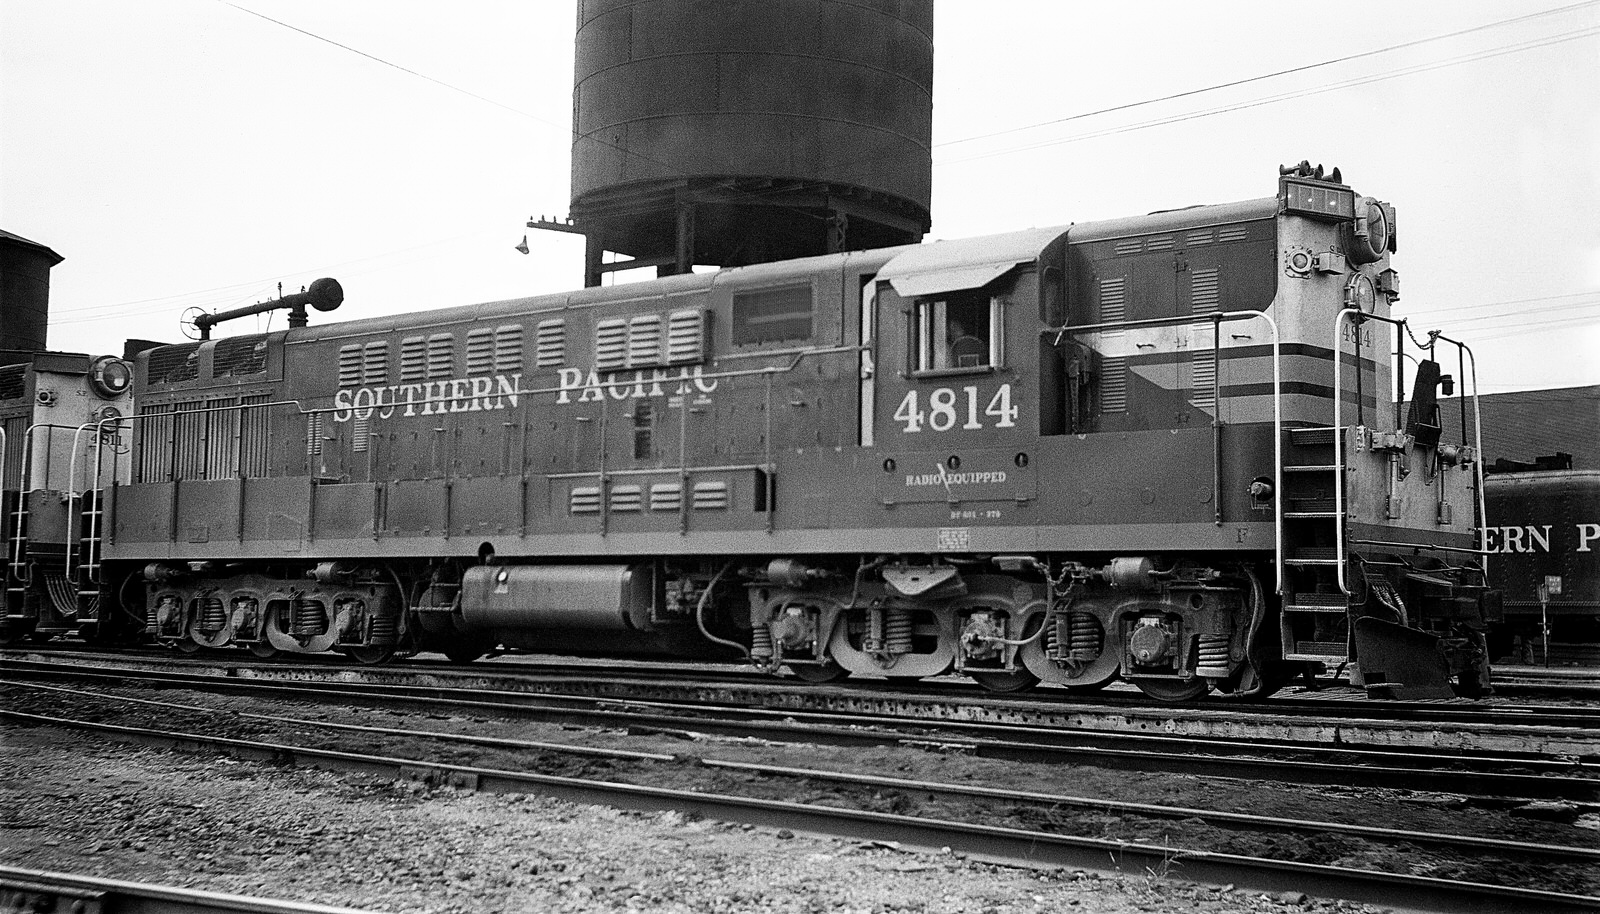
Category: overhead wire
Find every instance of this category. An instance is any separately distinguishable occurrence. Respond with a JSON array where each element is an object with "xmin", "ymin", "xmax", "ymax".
[{"xmin": 137, "ymin": 1, "xmax": 1596, "ymax": 348}]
